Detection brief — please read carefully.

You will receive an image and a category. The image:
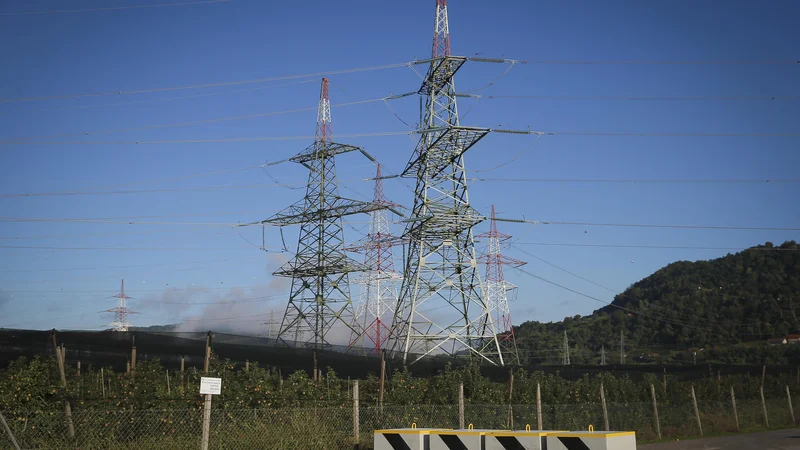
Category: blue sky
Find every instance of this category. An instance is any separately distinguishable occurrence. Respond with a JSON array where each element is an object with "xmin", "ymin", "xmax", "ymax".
[{"xmin": 0, "ymin": 0, "xmax": 798, "ymax": 333}]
